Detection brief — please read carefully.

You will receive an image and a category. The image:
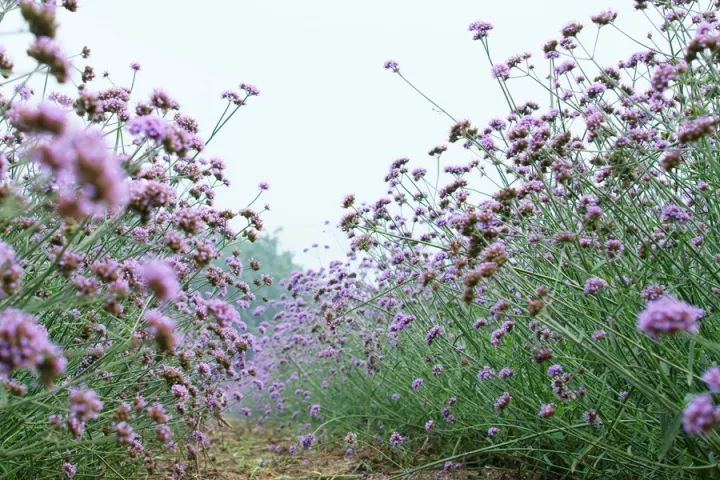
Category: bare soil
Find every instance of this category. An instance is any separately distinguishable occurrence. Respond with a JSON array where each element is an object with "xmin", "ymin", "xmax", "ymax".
[{"xmin": 177, "ymin": 423, "xmax": 535, "ymax": 480}]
